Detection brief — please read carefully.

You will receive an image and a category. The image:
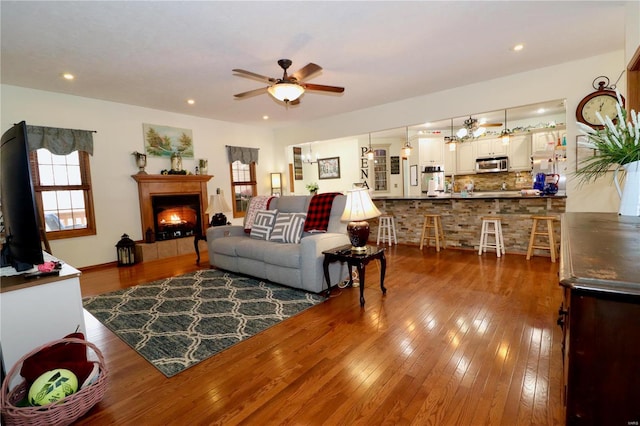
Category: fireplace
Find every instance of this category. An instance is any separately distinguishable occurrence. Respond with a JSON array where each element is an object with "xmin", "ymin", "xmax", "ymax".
[
  {"xmin": 152, "ymin": 194, "xmax": 200, "ymax": 240},
  {"xmin": 132, "ymin": 174, "xmax": 213, "ymax": 243}
]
